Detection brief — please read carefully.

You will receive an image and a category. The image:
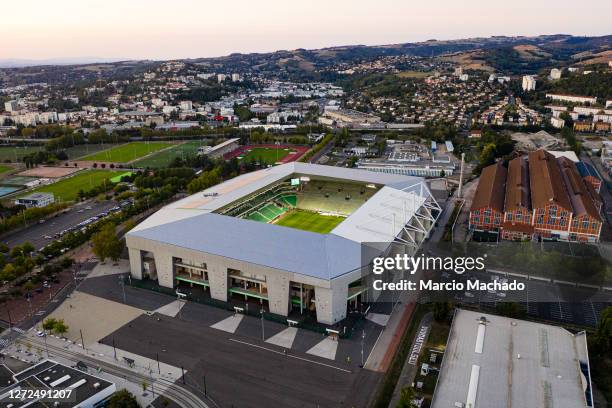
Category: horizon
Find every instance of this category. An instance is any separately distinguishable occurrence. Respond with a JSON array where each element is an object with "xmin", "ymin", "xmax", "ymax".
[{"xmin": 2, "ymin": 0, "xmax": 611, "ymax": 62}]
